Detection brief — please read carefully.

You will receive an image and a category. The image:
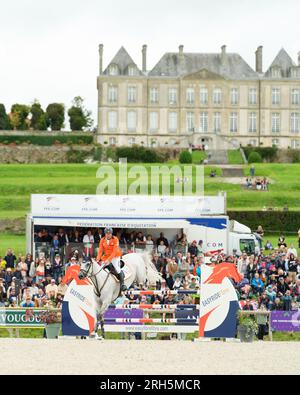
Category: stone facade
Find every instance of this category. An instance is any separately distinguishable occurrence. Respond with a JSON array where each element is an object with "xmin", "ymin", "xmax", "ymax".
[
  {"xmin": 97, "ymin": 45, "xmax": 300, "ymax": 149},
  {"xmin": 0, "ymin": 145, "xmax": 94, "ymax": 163}
]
